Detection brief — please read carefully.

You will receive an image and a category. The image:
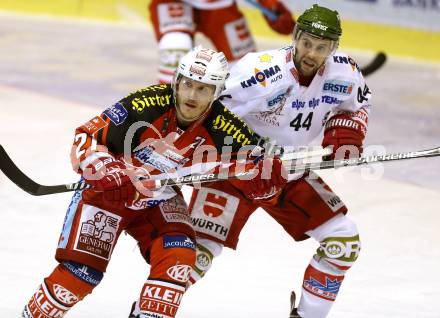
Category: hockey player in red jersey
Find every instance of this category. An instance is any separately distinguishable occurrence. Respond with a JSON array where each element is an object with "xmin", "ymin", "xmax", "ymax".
[
  {"xmin": 186, "ymin": 5, "xmax": 370, "ymax": 318},
  {"xmin": 21, "ymin": 46, "xmax": 286, "ymax": 318},
  {"xmin": 149, "ymin": 0, "xmax": 296, "ymax": 83}
]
